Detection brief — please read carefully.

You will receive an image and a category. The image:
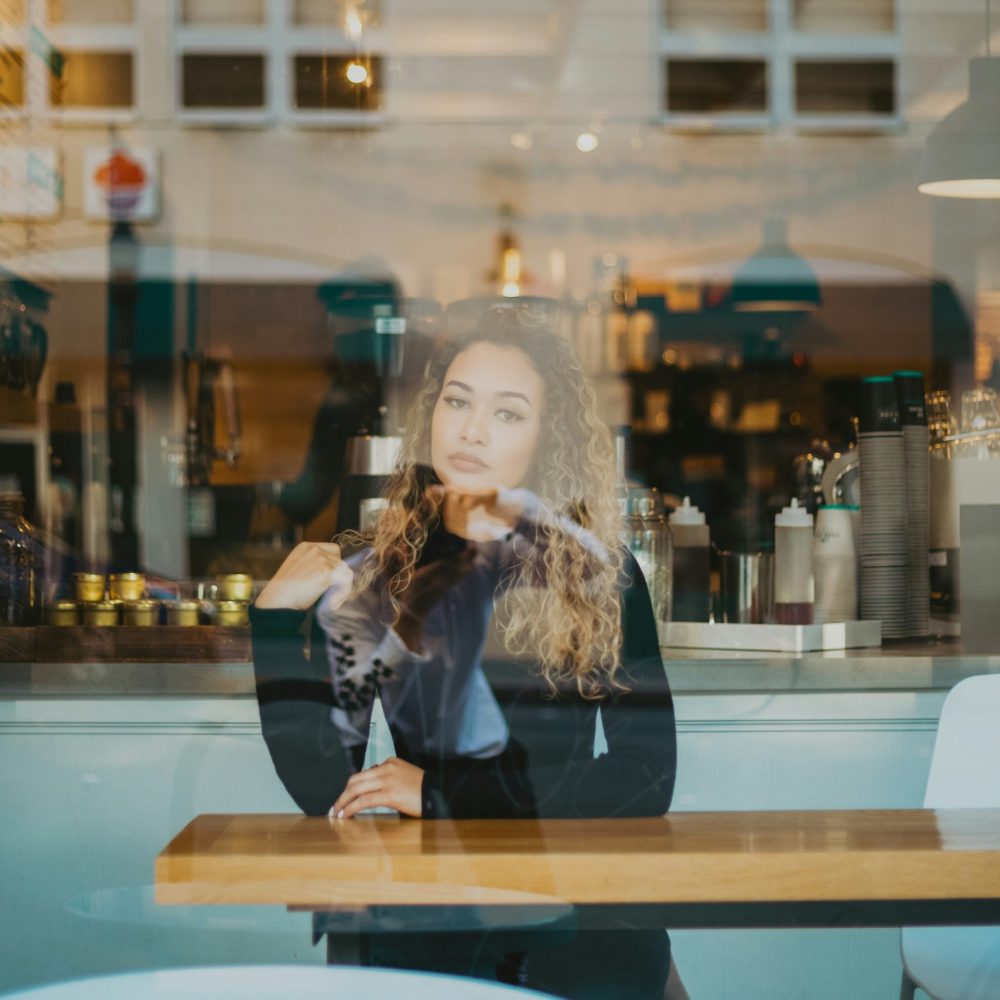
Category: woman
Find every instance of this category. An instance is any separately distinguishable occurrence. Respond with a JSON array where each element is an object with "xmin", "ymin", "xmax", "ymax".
[{"xmin": 251, "ymin": 305, "xmax": 678, "ymax": 997}]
